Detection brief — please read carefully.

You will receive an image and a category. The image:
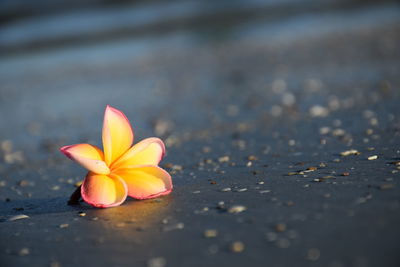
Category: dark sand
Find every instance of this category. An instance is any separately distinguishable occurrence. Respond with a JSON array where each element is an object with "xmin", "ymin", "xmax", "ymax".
[{"xmin": 0, "ymin": 1, "xmax": 399, "ymax": 266}]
